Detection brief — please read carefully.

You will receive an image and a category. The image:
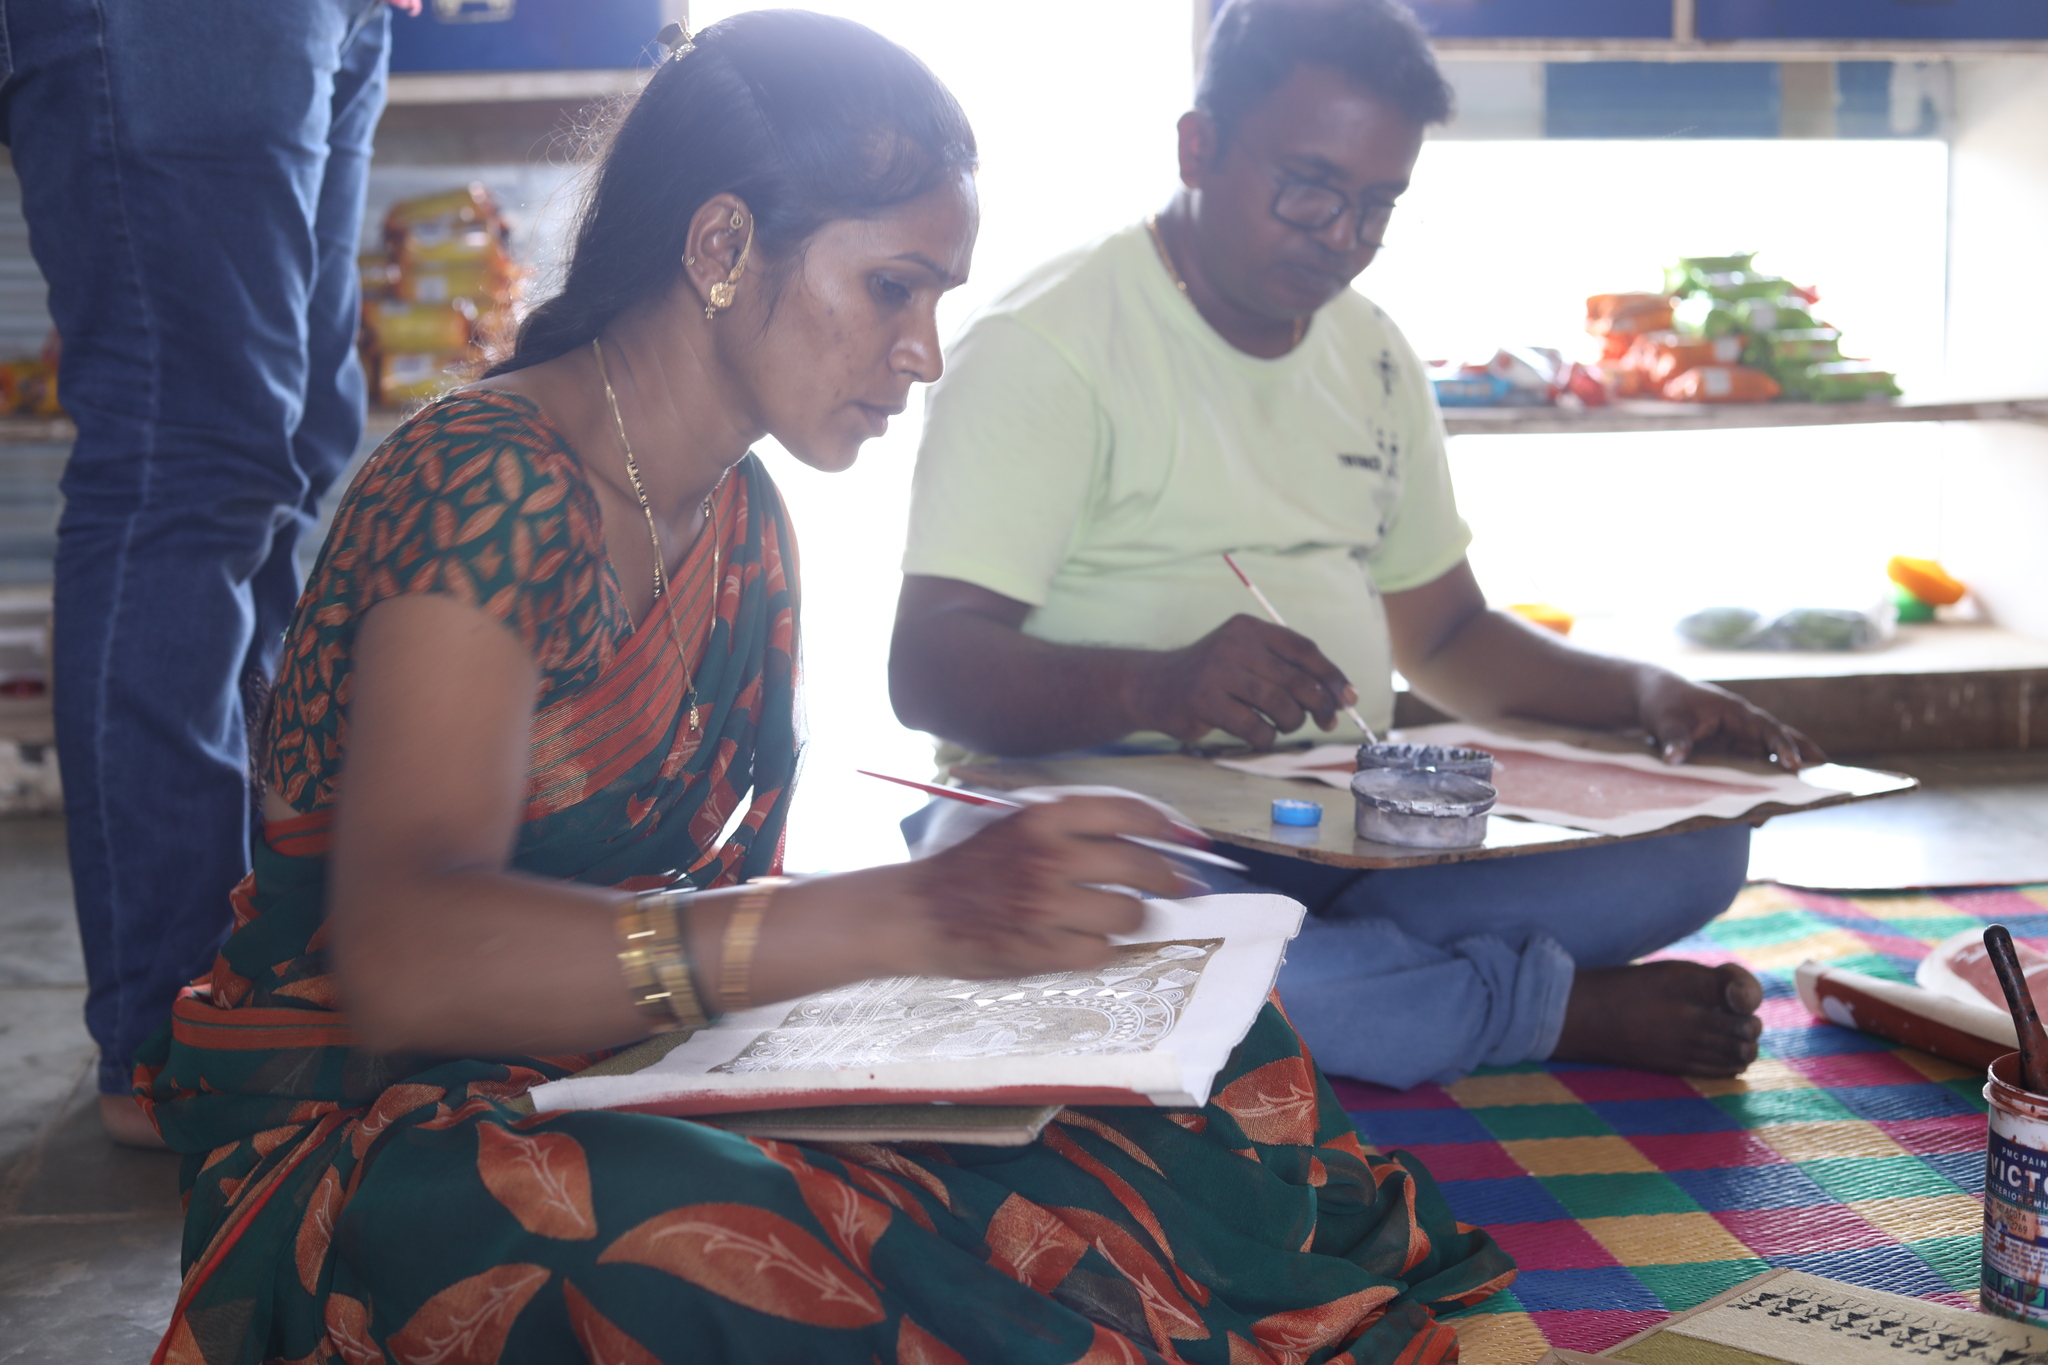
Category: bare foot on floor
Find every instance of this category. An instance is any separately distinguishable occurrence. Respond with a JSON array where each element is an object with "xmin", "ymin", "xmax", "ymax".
[
  {"xmin": 99, "ymin": 1093, "xmax": 168, "ymax": 1150},
  {"xmin": 1552, "ymin": 961, "xmax": 1764, "ymax": 1077}
]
